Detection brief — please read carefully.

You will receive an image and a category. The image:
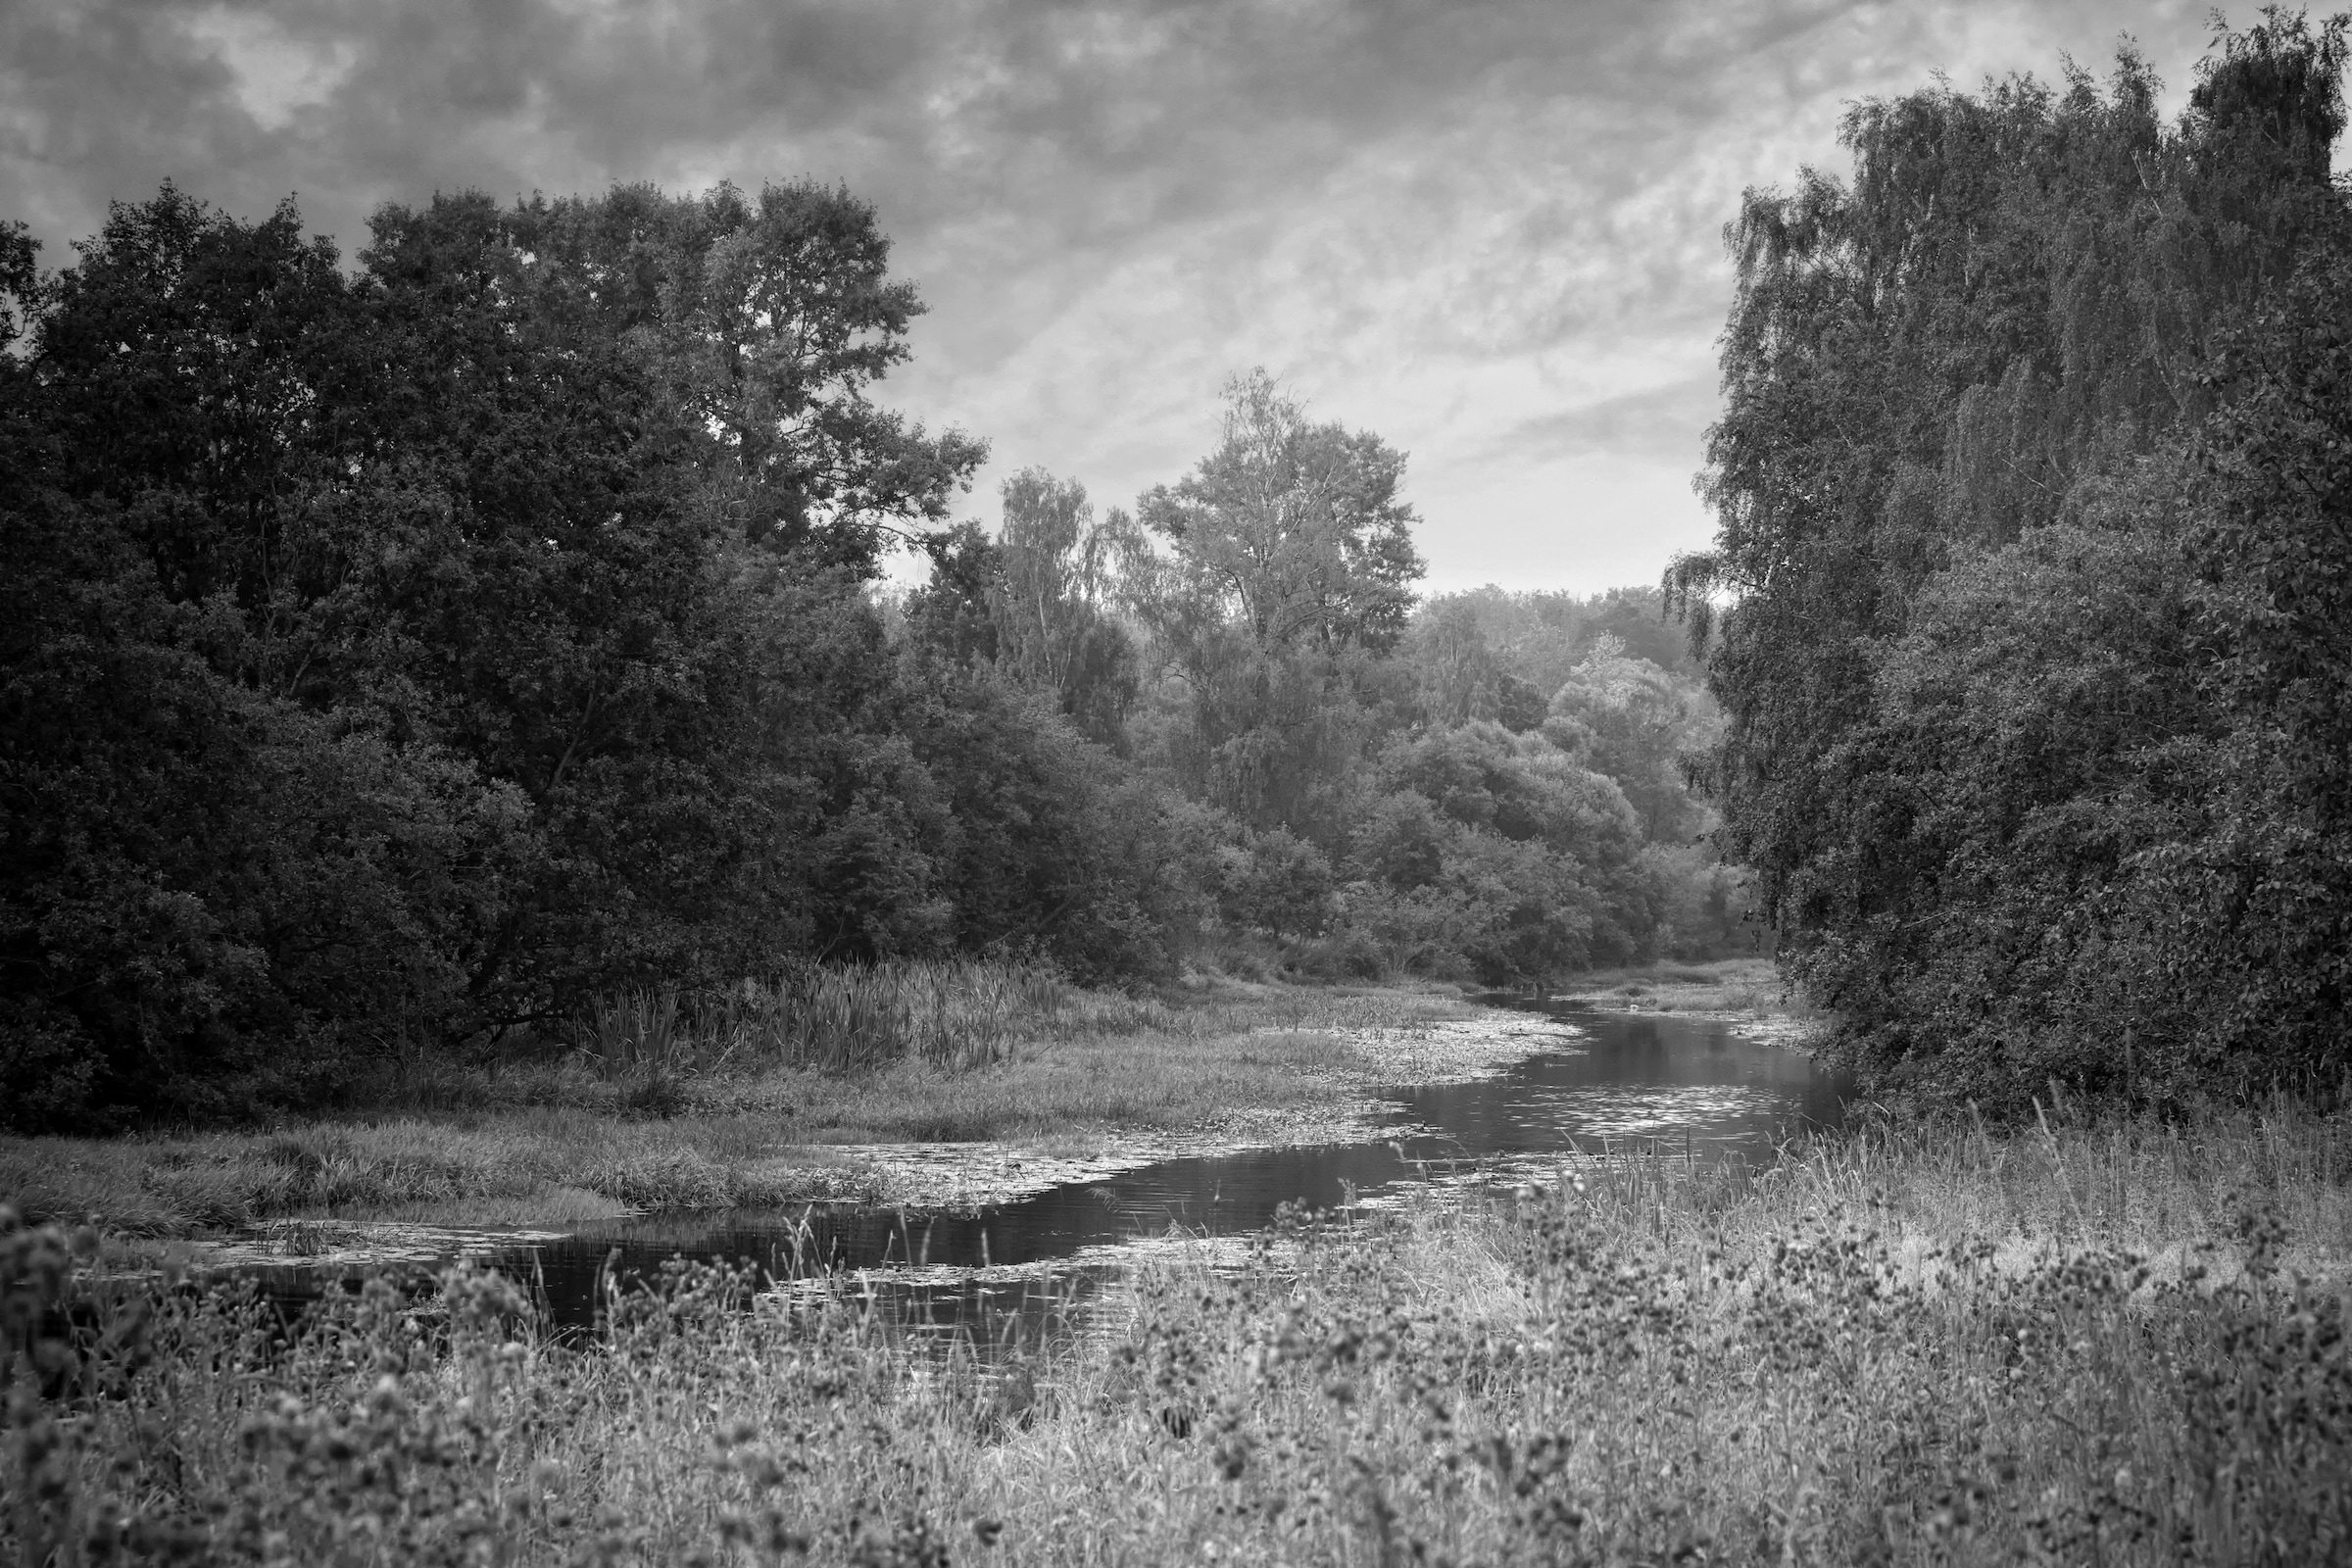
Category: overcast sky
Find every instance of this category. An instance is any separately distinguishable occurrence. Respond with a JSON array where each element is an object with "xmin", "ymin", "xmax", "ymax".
[{"xmin": 3, "ymin": 0, "xmax": 2223, "ymax": 593}]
